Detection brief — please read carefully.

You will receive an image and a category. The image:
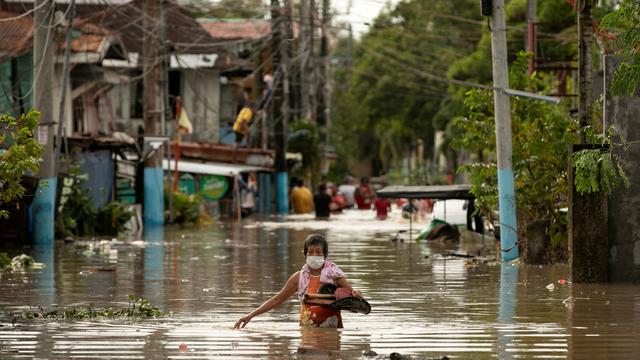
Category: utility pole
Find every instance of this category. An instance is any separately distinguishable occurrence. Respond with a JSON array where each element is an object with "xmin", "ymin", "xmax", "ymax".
[
  {"xmin": 299, "ymin": 0, "xmax": 310, "ymax": 119},
  {"xmin": 143, "ymin": 0, "xmax": 164, "ymax": 226},
  {"xmin": 490, "ymin": 0, "xmax": 519, "ymax": 261},
  {"xmin": 55, "ymin": 0, "xmax": 76, "ymax": 178},
  {"xmin": 308, "ymin": 0, "xmax": 317, "ymax": 122},
  {"xmin": 32, "ymin": 0, "xmax": 55, "ymax": 245},
  {"xmin": 526, "ymin": 0, "xmax": 537, "ymax": 76},
  {"xmin": 271, "ymin": 0, "xmax": 289, "ymax": 214},
  {"xmin": 578, "ymin": 0, "xmax": 593, "ymax": 143},
  {"xmin": 317, "ymin": 0, "xmax": 331, "ymax": 145}
]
